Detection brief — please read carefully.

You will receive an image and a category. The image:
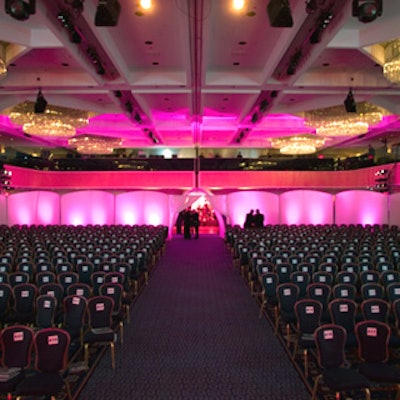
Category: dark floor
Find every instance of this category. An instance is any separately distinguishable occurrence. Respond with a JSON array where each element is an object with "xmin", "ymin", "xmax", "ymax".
[{"xmin": 76, "ymin": 234, "xmax": 310, "ymax": 400}]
